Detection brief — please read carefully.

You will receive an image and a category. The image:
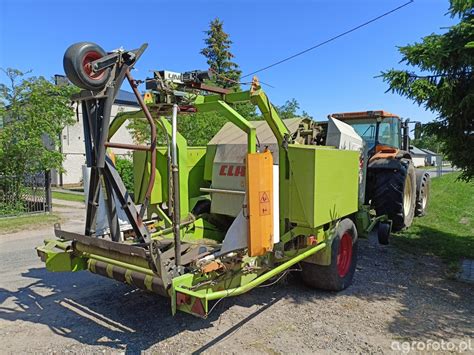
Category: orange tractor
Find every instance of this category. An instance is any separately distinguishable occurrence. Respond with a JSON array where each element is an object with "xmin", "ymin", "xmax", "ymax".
[{"xmin": 330, "ymin": 110, "xmax": 431, "ymax": 232}]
